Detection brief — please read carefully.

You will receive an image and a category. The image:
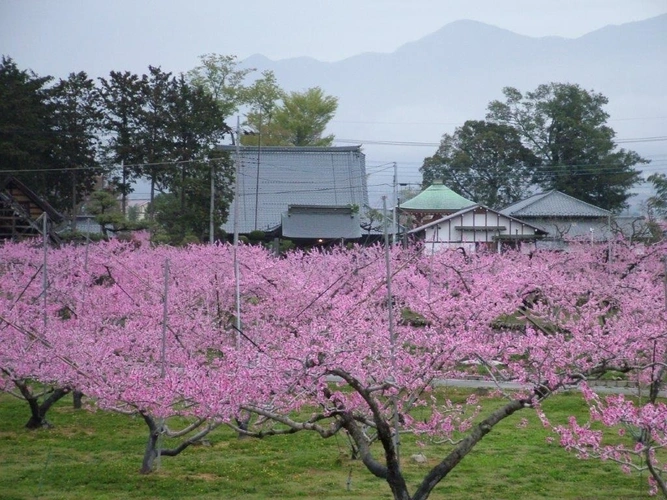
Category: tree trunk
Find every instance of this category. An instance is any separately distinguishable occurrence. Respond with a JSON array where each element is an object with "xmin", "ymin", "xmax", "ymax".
[
  {"xmin": 140, "ymin": 412, "xmax": 160, "ymax": 474},
  {"xmin": 411, "ymin": 398, "xmax": 527, "ymax": 500},
  {"xmin": 15, "ymin": 381, "xmax": 71, "ymax": 429},
  {"xmin": 235, "ymin": 414, "xmax": 250, "ymax": 440},
  {"xmin": 72, "ymin": 391, "xmax": 83, "ymax": 409}
]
